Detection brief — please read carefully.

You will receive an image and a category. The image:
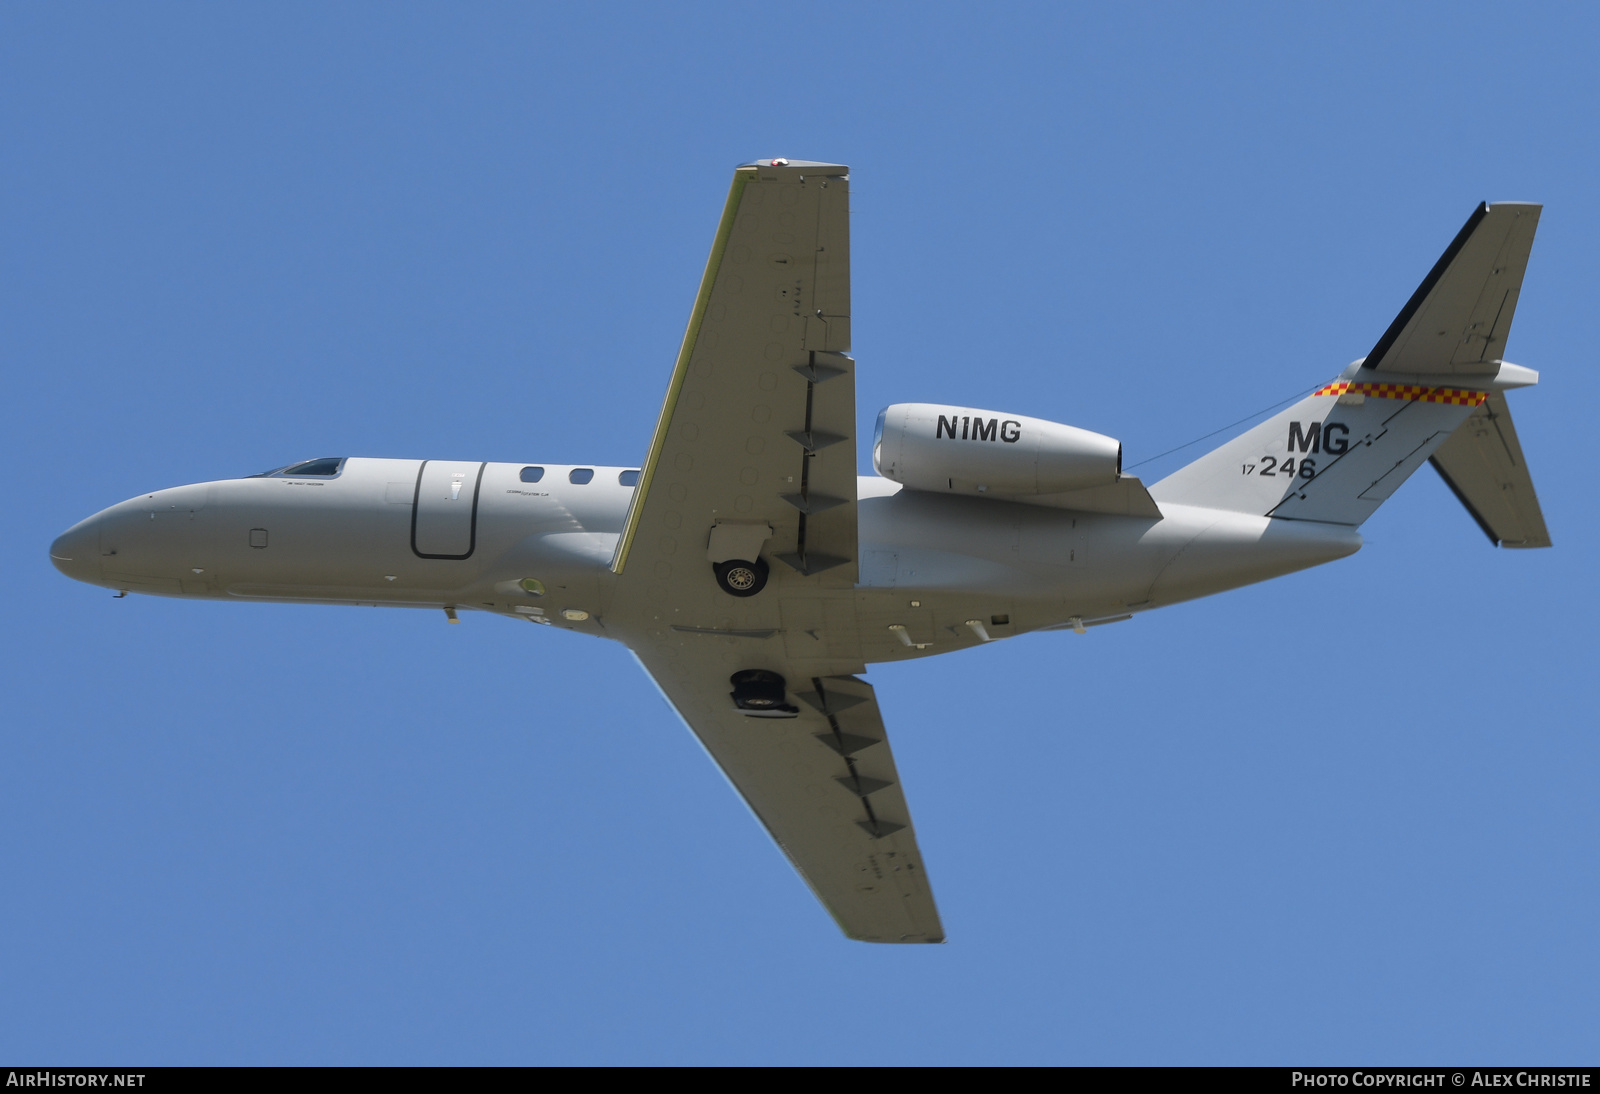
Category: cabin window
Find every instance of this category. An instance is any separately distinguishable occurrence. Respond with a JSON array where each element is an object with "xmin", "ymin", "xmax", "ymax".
[
  {"xmin": 569, "ymin": 468, "xmax": 594, "ymax": 484},
  {"xmin": 519, "ymin": 466, "xmax": 545, "ymax": 483},
  {"xmin": 618, "ymin": 469, "xmax": 640, "ymax": 486}
]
